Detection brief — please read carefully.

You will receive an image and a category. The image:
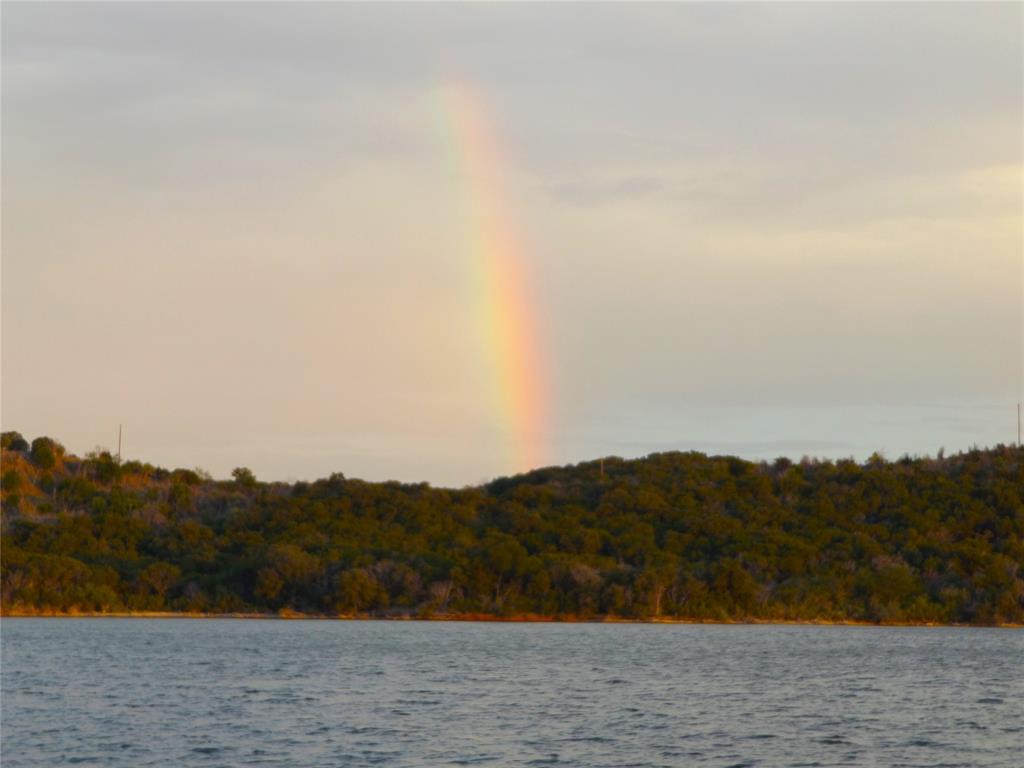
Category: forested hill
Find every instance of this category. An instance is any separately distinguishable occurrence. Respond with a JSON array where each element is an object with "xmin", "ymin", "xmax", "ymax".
[{"xmin": 2, "ymin": 431, "xmax": 1022, "ymax": 625}]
